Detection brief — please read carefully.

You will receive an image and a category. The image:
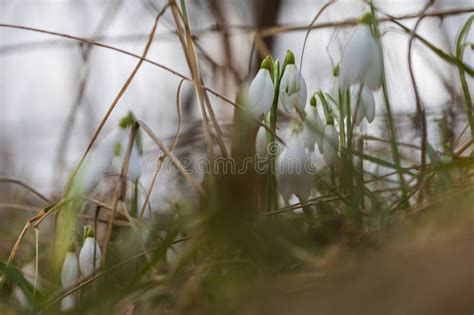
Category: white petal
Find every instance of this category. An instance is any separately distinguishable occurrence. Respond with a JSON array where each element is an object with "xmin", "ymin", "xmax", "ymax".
[
  {"xmin": 79, "ymin": 237, "xmax": 101, "ymax": 277},
  {"xmin": 255, "ymin": 126, "xmax": 268, "ymax": 157},
  {"xmin": 340, "ymin": 25, "xmax": 373, "ymax": 88},
  {"xmin": 279, "ymin": 73, "xmax": 306, "ymax": 113},
  {"xmin": 350, "ymin": 87, "xmax": 366, "ymax": 126},
  {"xmin": 166, "ymin": 234, "xmax": 184, "ymax": 266},
  {"xmin": 302, "ymin": 104, "xmax": 324, "ymax": 151},
  {"xmin": 279, "ymin": 91, "xmax": 294, "ymax": 112},
  {"xmin": 277, "ymin": 134, "xmax": 314, "ymax": 200},
  {"xmin": 296, "ymin": 75, "xmax": 307, "ymax": 113},
  {"xmin": 13, "ymin": 287, "xmax": 29, "ymax": 309},
  {"xmin": 61, "ymin": 252, "xmax": 79, "ymax": 288},
  {"xmin": 248, "ymin": 69, "xmax": 274, "ymax": 116},
  {"xmin": 61, "ymin": 295, "xmax": 76, "ymax": 312},
  {"xmin": 322, "ymin": 125, "xmax": 339, "ymax": 165},
  {"xmin": 14, "ymin": 263, "xmax": 38, "ymax": 309},
  {"xmin": 362, "ymin": 86, "xmax": 376, "ymax": 123},
  {"xmin": 280, "ymin": 65, "xmax": 300, "ymax": 95},
  {"xmin": 128, "ymin": 145, "xmax": 142, "ymax": 180},
  {"xmin": 364, "ymin": 40, "xmax": 383, "ymax": 90},
  {"xmin": 74, "ymin": 129, "xmax": 125, "ymax": 195},
  {"xmin": 114, "ymin": 131, "xmax": 142, "ymax": 180}
]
